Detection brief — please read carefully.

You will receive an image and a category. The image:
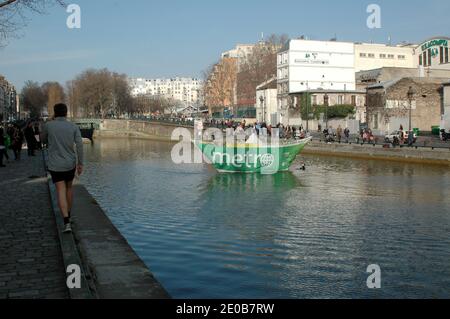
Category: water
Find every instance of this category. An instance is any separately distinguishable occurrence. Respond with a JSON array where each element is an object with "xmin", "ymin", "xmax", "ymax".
[{"xmin": 81, "ymin": 138, "xmax": 450, "ymax": 299}]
